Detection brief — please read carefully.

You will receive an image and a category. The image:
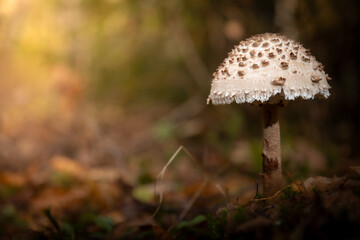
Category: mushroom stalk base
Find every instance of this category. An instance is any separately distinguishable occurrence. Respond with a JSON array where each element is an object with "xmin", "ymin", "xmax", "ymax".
[{"xmin": 262, "ymin": 104, "xmax": 283, "ymax": 196}]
